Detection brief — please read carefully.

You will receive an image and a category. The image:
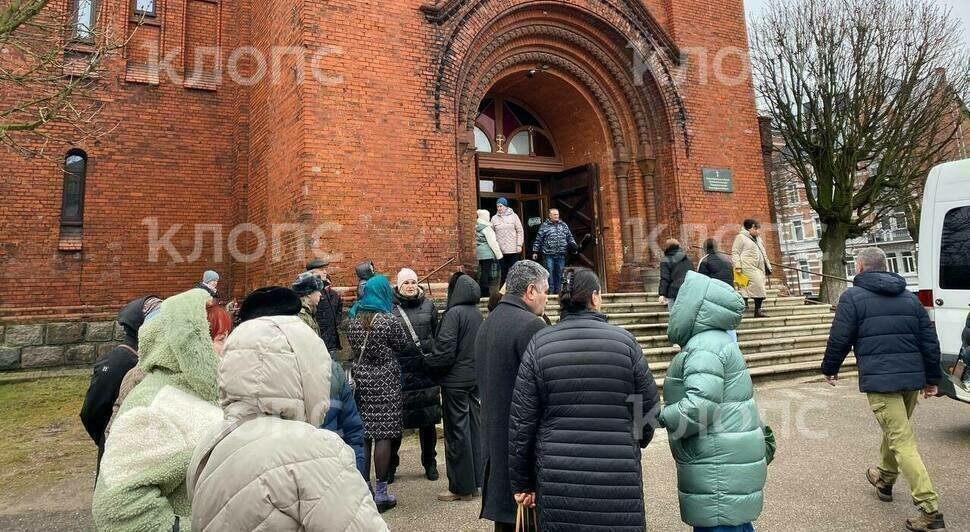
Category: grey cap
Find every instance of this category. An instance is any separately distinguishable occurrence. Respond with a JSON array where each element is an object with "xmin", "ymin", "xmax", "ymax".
[{"xmin": 203, "ymin": 270, "xmax": 220, "ymax": 283}]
